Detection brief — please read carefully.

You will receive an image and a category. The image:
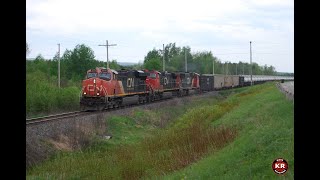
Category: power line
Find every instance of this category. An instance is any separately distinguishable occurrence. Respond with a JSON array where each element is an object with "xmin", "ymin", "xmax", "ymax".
[{"xmin": 98, "ymin": 40, "xmax": 117, "ymax": 69}]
